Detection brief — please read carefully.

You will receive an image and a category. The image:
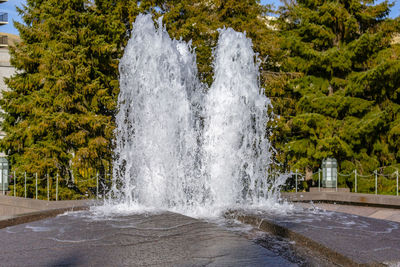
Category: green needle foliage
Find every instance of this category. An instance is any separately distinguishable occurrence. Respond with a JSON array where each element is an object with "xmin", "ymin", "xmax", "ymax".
[
  {"xmin": 102, "ymin": 0, "xmax": 281, "ymax": 86},
  {"xmin": 1, "ymin": 0, "xmax": 399, "ymax": 198},
  {"xmin": 0, "ymin": 0, "xmax": 123, "ymax": 199},
  {"xmin": 158, "ymin": 0, "xmax": 281, "ymax": 86},
  {"xmin": 275, "ymin": 0, "xmax": 400, "ymax": 181}
]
